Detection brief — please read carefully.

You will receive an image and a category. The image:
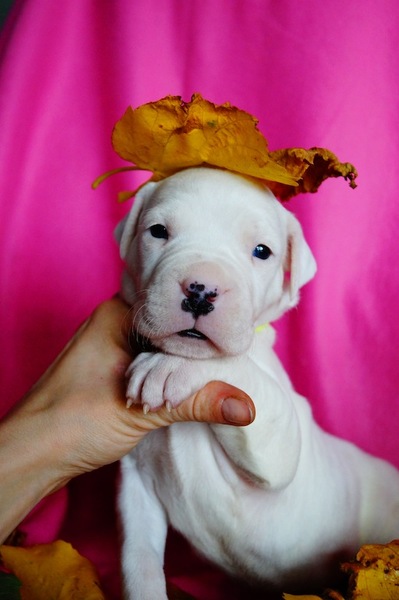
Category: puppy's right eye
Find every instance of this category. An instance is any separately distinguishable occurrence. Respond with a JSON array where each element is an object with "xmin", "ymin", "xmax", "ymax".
[{"xmin": 149, "ymin": 224, "xmax": 169, "ymax": 239}]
